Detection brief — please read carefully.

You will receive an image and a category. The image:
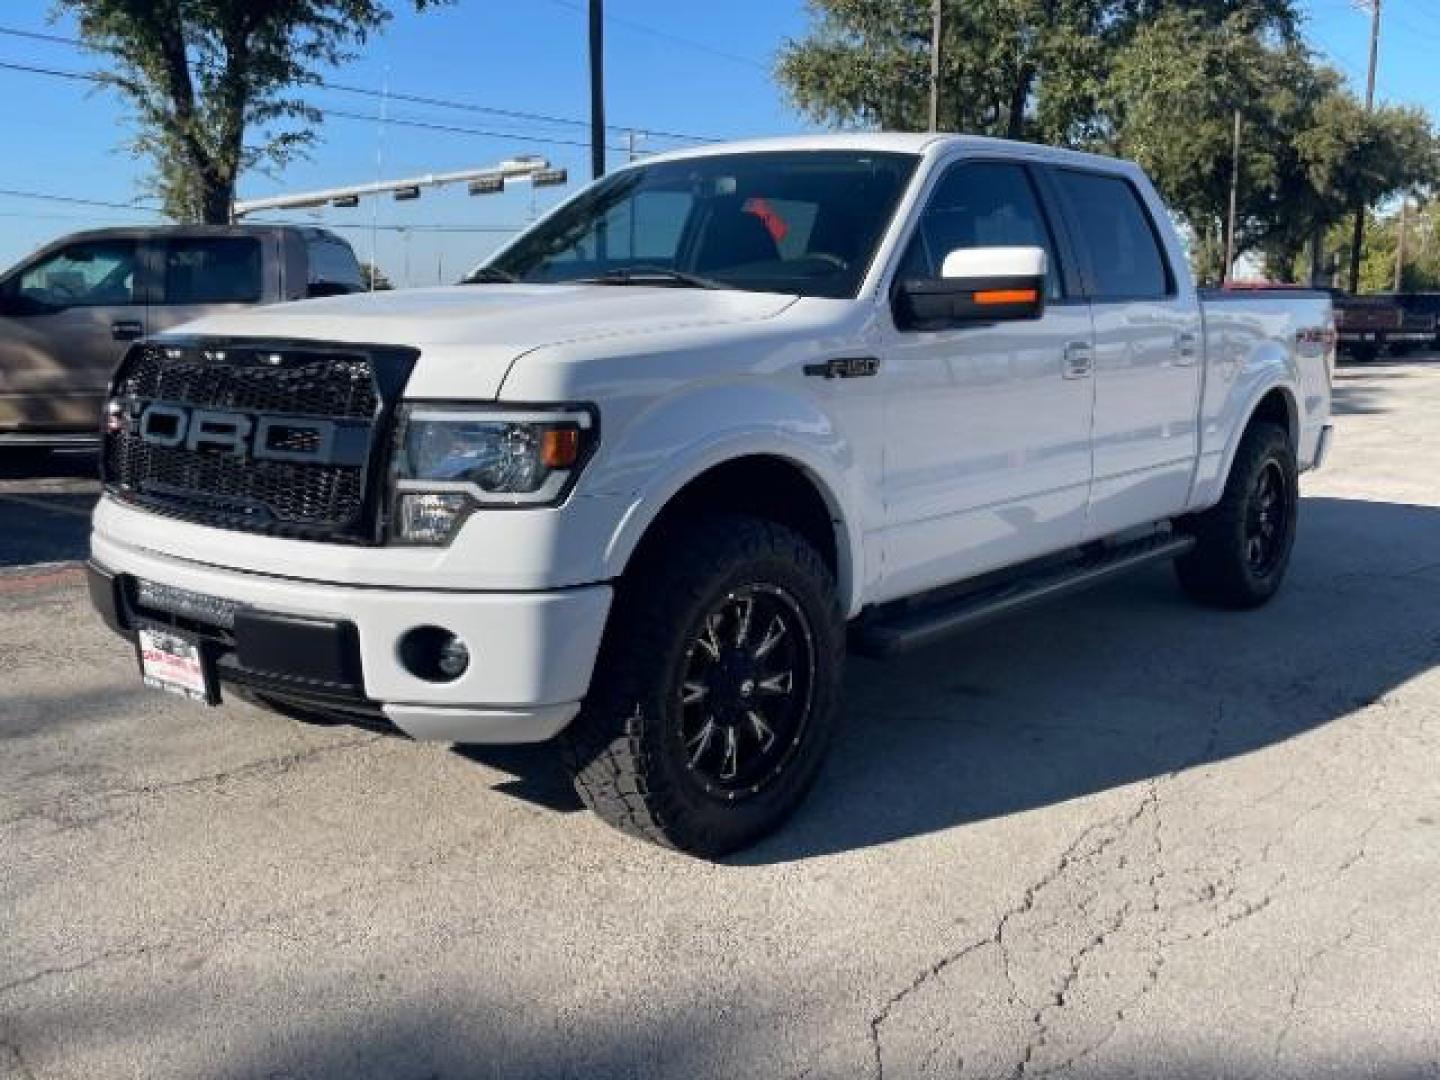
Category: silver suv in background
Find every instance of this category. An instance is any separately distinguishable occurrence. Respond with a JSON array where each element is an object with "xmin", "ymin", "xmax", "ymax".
[{"xmin": 0, "ymin": 225, "xmax": 364, "ymax": 446}]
